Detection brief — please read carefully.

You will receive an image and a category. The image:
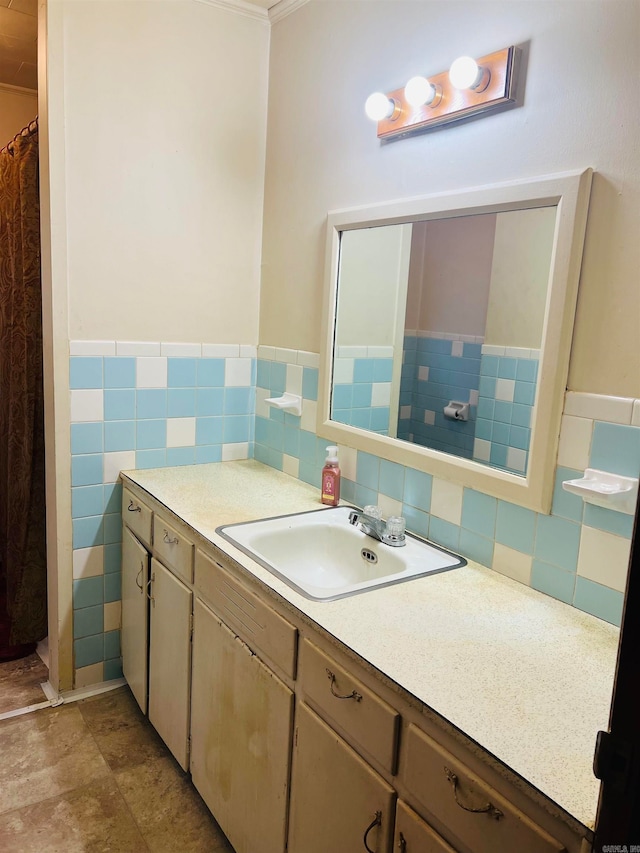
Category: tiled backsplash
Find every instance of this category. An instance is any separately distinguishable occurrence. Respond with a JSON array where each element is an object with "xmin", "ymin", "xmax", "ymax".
[
  {"xmin": 69, "ymin": 340, "xmax": 639, "ymax": 686},
  {"xmin": 69, "ymin": 340, "xmax": 256, "ymax": 686}
]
